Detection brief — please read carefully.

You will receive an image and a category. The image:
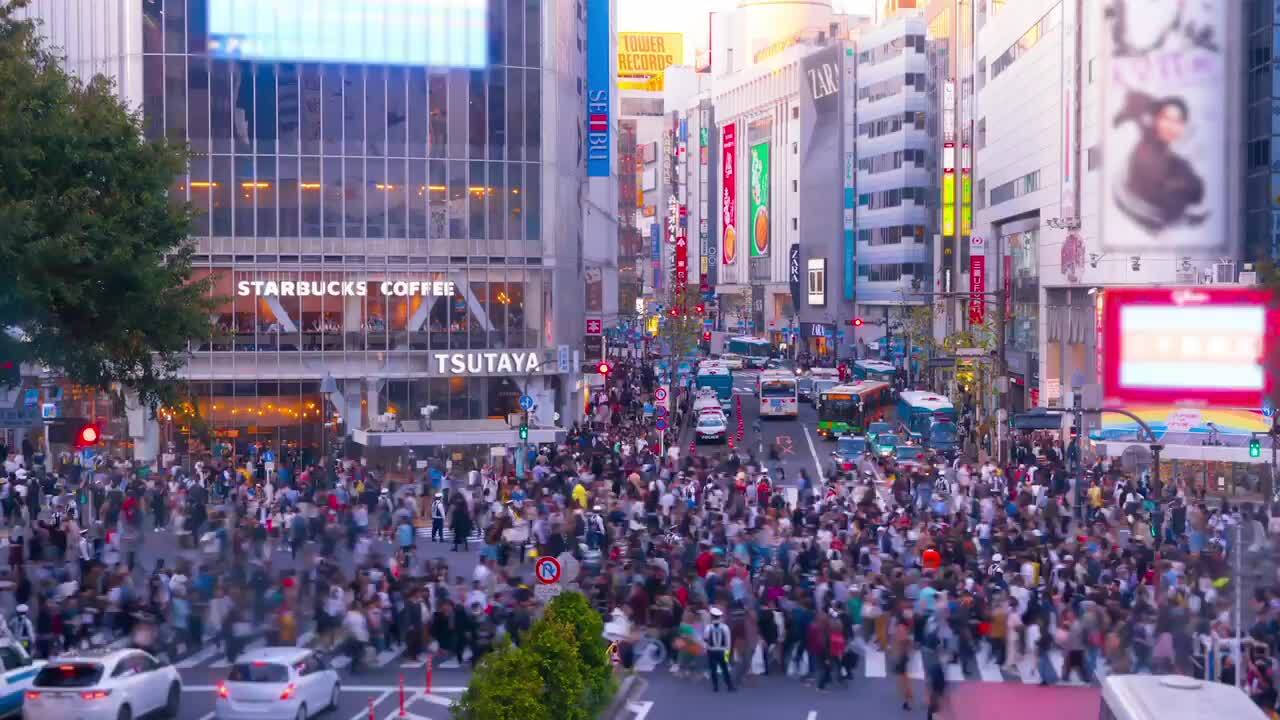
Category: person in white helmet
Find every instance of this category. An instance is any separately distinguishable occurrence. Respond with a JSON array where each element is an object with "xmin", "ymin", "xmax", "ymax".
[
  {"xmin": 702, "ymin": 607, "xmax": 735, "ymax": 692},
  {"xmin": 9, "ymin": 604, "xmax": 34, "ymax": 652}
]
